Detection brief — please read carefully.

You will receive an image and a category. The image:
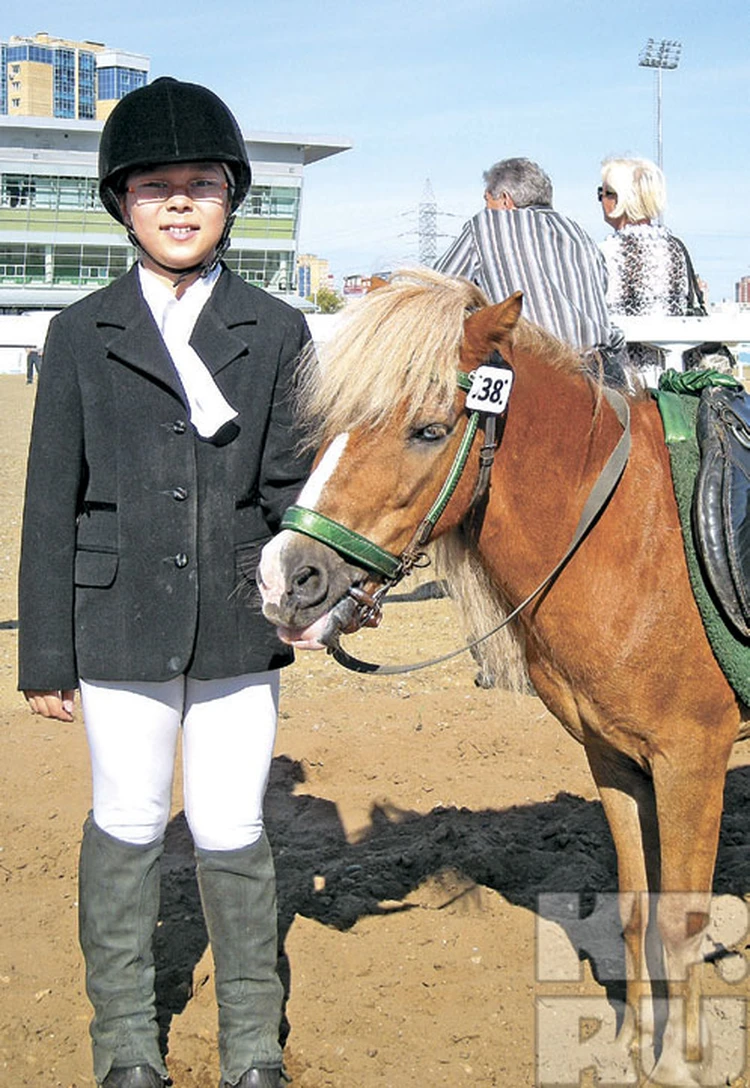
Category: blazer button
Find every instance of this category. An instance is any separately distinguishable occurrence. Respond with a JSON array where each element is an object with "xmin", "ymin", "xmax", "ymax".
[
  {"xmin": 172, "ymin": 487, "xmax": 188, "ymax": 501},
  {"xmin": 173, "ymin": 419, "xmax": 187, "ymax": 434},
  {"xmin": 174, "ymin": 553, "xmax": 189, "ymax": 568}
]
